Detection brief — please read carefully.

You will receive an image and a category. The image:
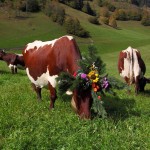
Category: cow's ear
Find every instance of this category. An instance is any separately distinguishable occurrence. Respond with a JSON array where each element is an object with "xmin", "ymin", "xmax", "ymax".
[{"xmin": 145, "ymin": 78, "xmax": 150, "ymax": 83}]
